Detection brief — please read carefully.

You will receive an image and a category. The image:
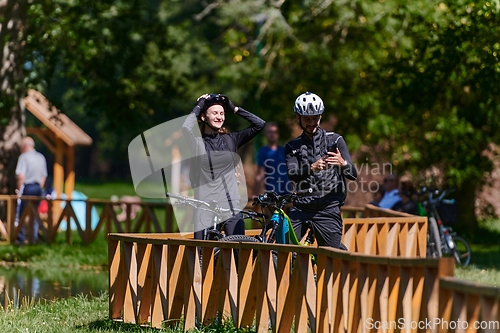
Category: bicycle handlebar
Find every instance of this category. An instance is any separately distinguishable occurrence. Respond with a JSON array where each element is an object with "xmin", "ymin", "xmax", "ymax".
[
  {"xmin": 166, "ymin": 192, "xmax": 268, "ymax": 219},
  {"xmin": 417, "ymin": 187, "xmax": 456, "ymax": 206},
  {"xmin": 253, "ymin": 188, "xmax": 313, "ymax": 208}
]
